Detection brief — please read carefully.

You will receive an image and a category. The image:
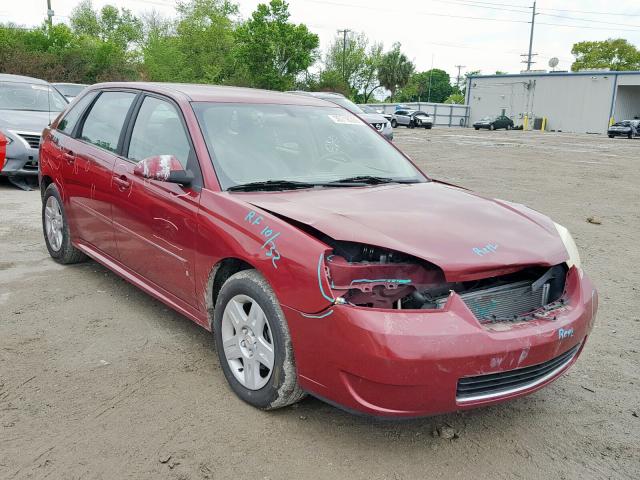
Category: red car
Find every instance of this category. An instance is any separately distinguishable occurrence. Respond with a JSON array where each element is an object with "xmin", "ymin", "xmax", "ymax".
[{"xmin": 39, "ymin": 83, "xmax": 597, "ymax": 417}]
